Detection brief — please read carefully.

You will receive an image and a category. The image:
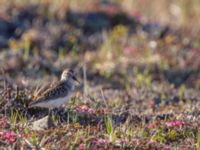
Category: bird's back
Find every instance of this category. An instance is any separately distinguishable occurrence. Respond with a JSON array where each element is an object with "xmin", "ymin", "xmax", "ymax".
[{"xmin": 29, "ymin": 80, "xmax": 73, "ymax": 107}]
